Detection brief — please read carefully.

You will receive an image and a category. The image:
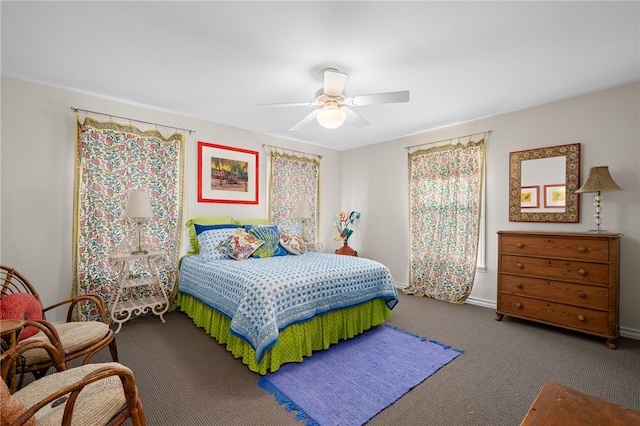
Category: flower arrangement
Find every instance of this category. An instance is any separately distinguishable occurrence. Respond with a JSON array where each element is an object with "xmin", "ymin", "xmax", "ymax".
[{"xmin": 334, "ymin": 211, "xmax": 361, "ymax": 244}]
